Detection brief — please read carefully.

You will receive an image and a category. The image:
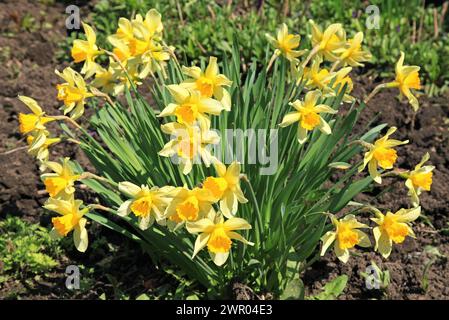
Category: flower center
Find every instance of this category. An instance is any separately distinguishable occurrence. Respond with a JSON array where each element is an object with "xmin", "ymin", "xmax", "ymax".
[
  {"xmin": 131, "ymin": 196, "xmax": 153, "ymax": 217},
  {"xmin": 203, "ymin": 177, "xmax": 228, "ymax": 200},
  {"xmin": 300, "ymin": 110, "xmax": 320, "ymax": 130},
  {"xmin": 18, "ymin": 113, "xmax": 39, "ymax": 134},
  {"xmin": 403, "ymin": 71, "xmax": 421, "ymax": 90},
  {"xmin": 279, "ymin": 34, "xmax": 296, "ymax": 53},
  {"xmin": 410, "ymin": 172, "xmax": 433, "ymax": 191},
  {"xmin": 71, "ymin": 46, "xmax": 88, "ymax": 63},
  {"xmin": 175, "ymin": 103, "xmax": 198, "ymax": 125},
  {"xmin": 195, "ymin": 77, "xmax": 214, "ymax": 97},
  {"xmin": 44, "ymin": 177, "xmax": 70, "ymax": 197},
  {"xmin": 382, "ymin": 215, "xmax": 409, "ymax": 244},
  {"xmin": 128, "ymin": 38, "xmax": 148, "ymax": 56},
  {"xmin": 337, "ymin": 224, "xmax": 359, "ymax": 250},
  {"xmin": 176, "ymin": 196, "xmax": 199, "ymax": 221},
  {"xmin": 373, "ymin": 147, "xmax": 397, "ymax": 169},
  {"xmin": 52, "ymin": 213, "xmax": 79, "ymax": 236},
  {"xmin": 207, "ymin": 226, "xmax": 232, "ymax": 253},
  {"xmin": 56, "ymin": 84, "xmax": 84, "ymax": 104}
]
